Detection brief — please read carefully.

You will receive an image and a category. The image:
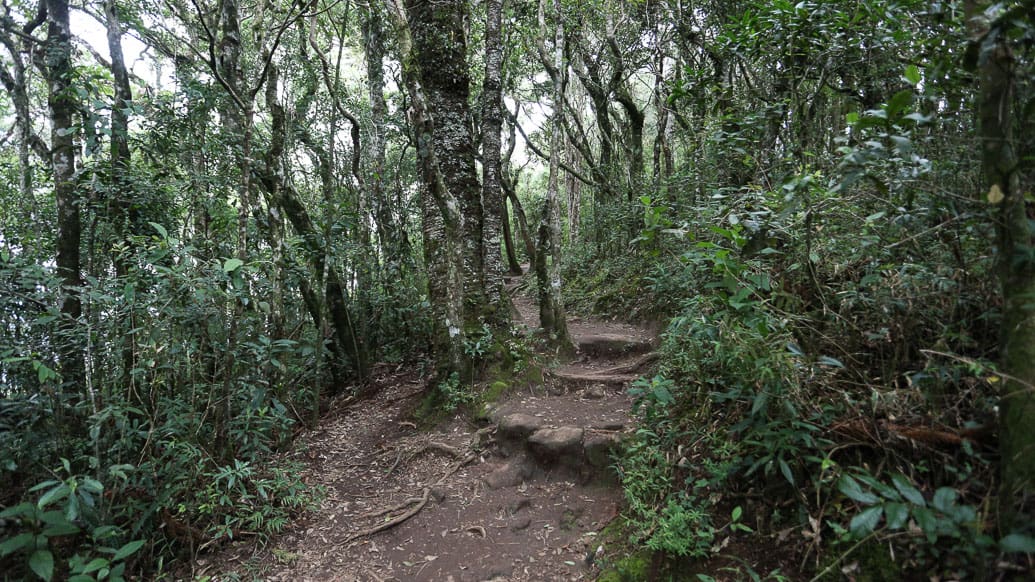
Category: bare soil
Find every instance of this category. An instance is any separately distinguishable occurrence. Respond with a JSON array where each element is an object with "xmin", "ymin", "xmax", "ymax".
[{"xmin": 197, "ymin": 272, "xmax": 658, "ymax": 581}]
